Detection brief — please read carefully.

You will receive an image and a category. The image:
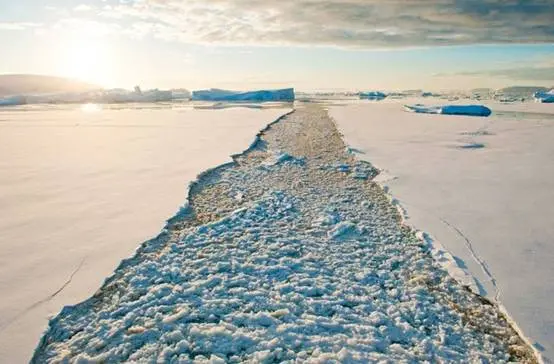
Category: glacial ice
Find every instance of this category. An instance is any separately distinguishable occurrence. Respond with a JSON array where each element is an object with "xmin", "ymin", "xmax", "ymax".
[
  {"xmin": 404, "ymin": 104, "xmax": 492, "ymax": 117},
  {"xmin": 0, "ymin": 95, "xmax": 26, "ymax": 106},
  {"xmin": 359, "ymin": 91, "xmax": 387, "ymax": 100},
  {"xmin": 0, "ymin": 87, "xmax": 187, "ymax": 106},
  {"xmin": 534, "ymin": 89, "xmax": 554, "ymax": 103},
  {"xmin": 192, "ymin": 88, "xmax": 295, "ymax": 102}
]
